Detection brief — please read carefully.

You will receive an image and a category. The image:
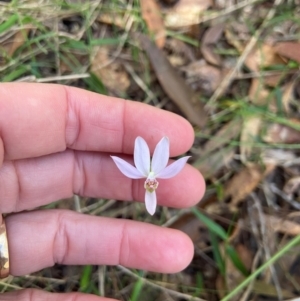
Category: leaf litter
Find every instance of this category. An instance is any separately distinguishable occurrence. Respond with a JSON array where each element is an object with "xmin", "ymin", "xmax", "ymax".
[{"xmin": 2, "ymin": 0, "xmax": 300, "ymax": 300}]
